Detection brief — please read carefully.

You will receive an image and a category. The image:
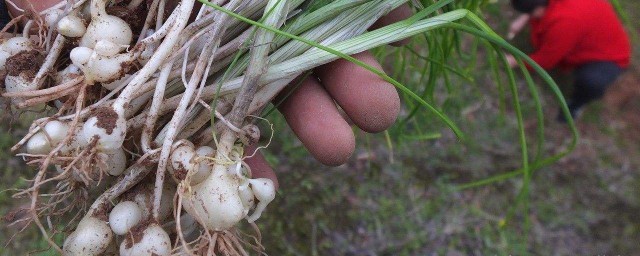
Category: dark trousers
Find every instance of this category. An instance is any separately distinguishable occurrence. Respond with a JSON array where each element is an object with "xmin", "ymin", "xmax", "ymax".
[{"xmin": 571, "ymin": 61, "xmax": 624, "ymax": 109}]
